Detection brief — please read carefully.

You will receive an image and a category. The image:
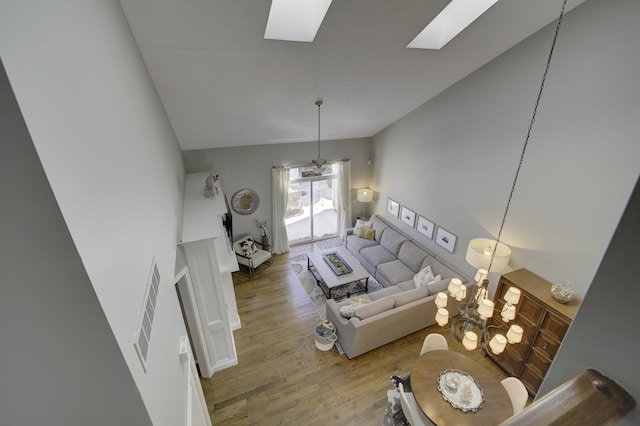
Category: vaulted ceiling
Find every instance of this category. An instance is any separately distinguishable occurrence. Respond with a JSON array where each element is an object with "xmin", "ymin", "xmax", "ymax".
[{"xmin": 119, "ymin": 0, "xmax": 586, "ymax": 151}]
